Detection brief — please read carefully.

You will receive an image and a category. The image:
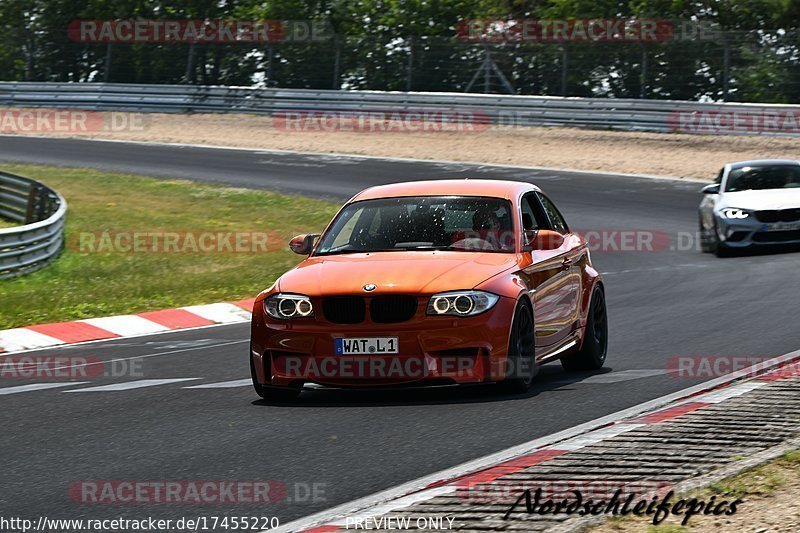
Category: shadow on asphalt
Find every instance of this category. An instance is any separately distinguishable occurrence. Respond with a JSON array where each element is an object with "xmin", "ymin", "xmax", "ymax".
[{"xmin": 251, "ymin": 365, "xmax": 613, "ymax": 407}]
